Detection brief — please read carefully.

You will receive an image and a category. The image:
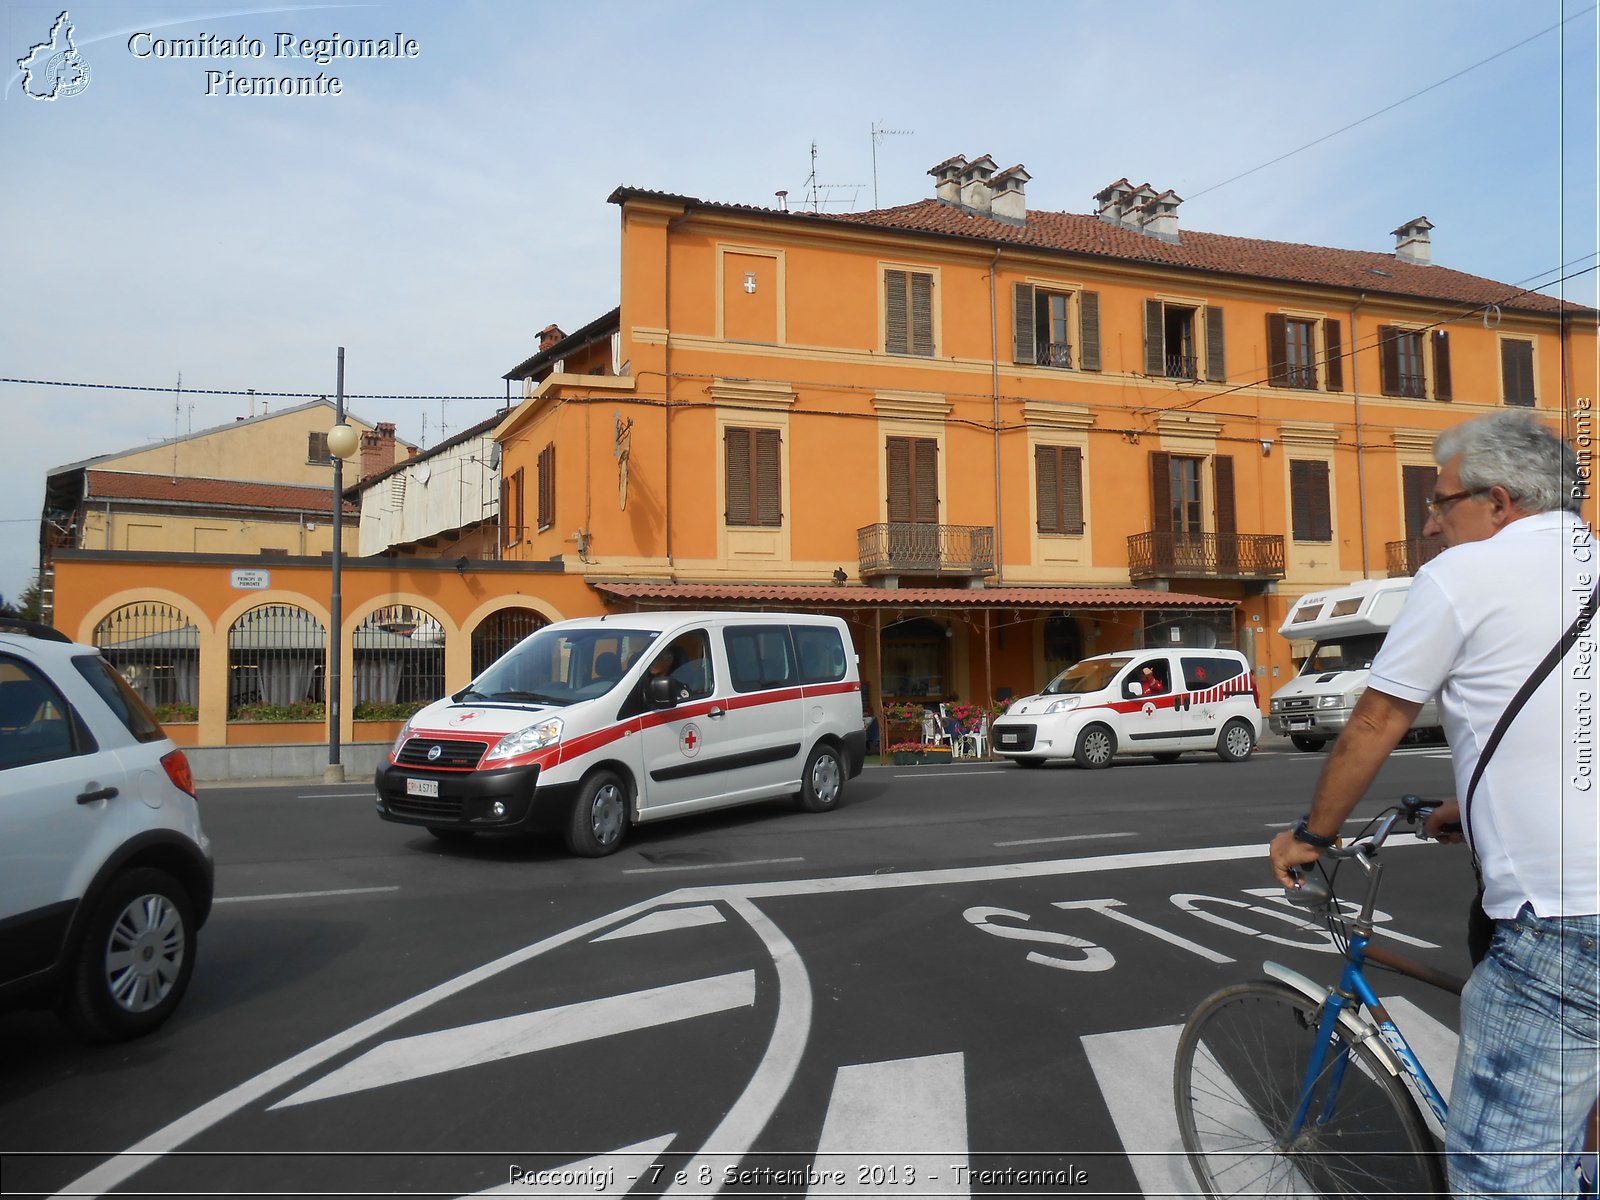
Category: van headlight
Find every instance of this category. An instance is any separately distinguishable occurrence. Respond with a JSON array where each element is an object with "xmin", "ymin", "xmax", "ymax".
[
  {"xmin": 1044, "ymin": 696, "xmax": 1081, "ymax": 714},
  {"xmin": 485, "ymin": 717, "xmax": 564, "ymax": 762},
  {"xmin": 391, "ymin": 717, "xmax": 416, "ymax": 758},
  {"xmin": 1317, "ymin": 695, "xmax": 1343, "ymax": 709}
]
